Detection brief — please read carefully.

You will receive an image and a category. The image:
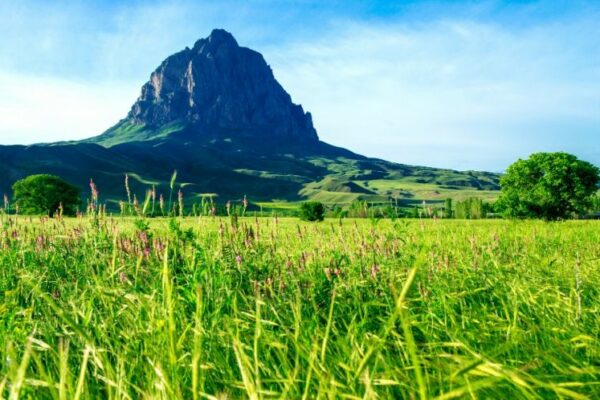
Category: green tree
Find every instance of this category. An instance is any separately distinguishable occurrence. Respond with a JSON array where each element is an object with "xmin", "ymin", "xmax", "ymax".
[
  {"xmin": 348, "ymin": 200, "xmax": 369, "ymax": 218},
  {"xmin": 444, "ymin": 198, "xmax": 453, "ymax": 218},
  {"xmin": 454, "ymin": 197, "xmax": 488, "ymax": 219},
  {"xmin": 12, "ymin": 174, "xmax": 81, "ymax": 216},
  {"xmin": 592, "ymin": 194, "xmax": 600, "ymax": 213},
  {"xmin": 299, "ymin": 201, "xmax": 325, "ymax": 222},
  {"xmin": 470, "ymin": 197, "xmax": 483, "ymax": 219},
  {"xmin": 411, "ymin": 205, "xmax": 419, "ymax": 218},
  {"xmin": 498, "ymin": 152, "xmax": 599, "ymax": 220}
]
